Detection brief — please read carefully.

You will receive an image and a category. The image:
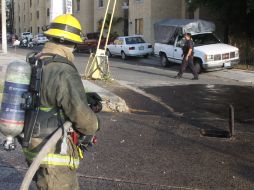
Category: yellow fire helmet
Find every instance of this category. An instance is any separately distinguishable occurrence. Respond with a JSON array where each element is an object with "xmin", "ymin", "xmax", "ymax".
[{"xmin": 44, "ymin": 14, "xmax": 83, "ymax": 44}]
